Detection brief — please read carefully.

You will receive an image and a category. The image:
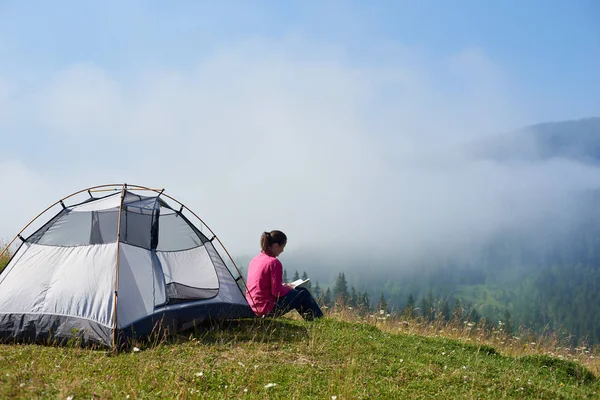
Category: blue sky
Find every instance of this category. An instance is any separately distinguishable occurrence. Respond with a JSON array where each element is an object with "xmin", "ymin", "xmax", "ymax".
[
  {"xmin": 1, "ymin": 1, "xmax": 598, "ymax": 121},
  {"xmin": 0, "ymin": 1, "xmax": 599, "ymax": 255}
]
